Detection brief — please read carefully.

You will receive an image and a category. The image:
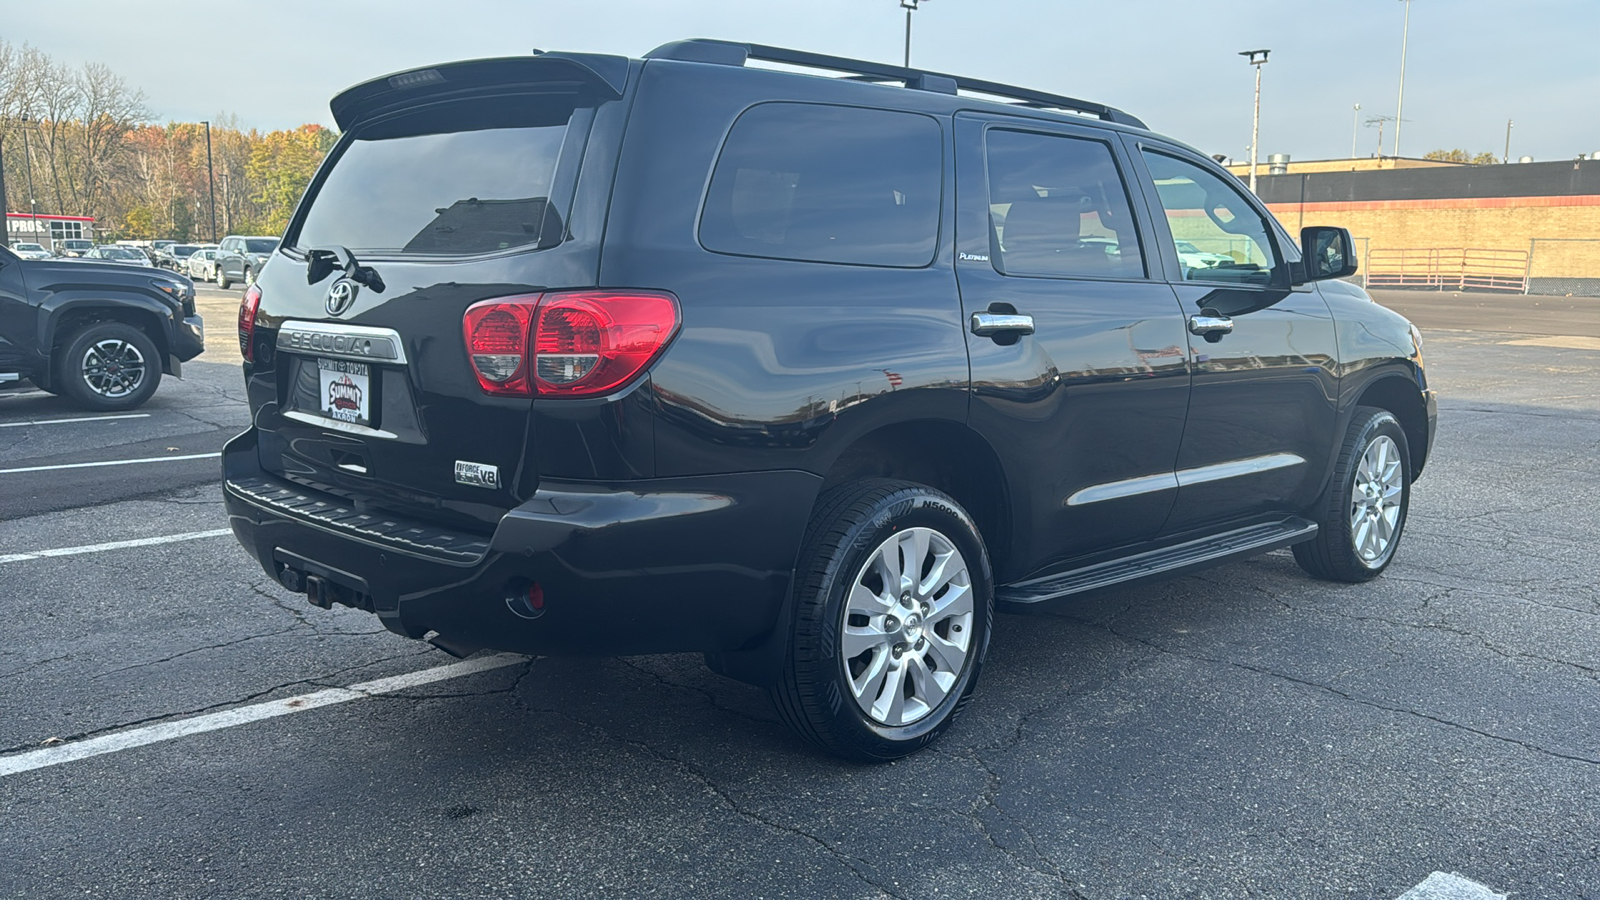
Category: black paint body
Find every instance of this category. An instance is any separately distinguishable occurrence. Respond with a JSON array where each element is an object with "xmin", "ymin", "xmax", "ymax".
[
  {"xmin": 0, "ymin": 249, "xmax": 205, "ymax": 386},
  {"xmin": 222, "ymin": 49, "xmax": 1437, "ymax": 673}
]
